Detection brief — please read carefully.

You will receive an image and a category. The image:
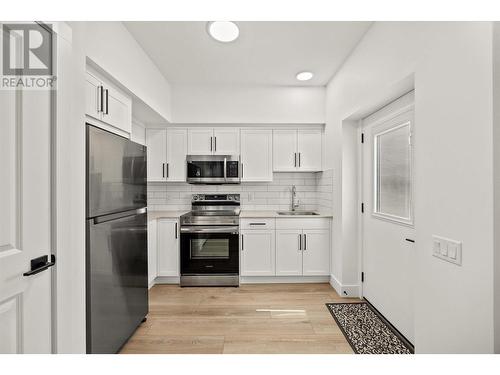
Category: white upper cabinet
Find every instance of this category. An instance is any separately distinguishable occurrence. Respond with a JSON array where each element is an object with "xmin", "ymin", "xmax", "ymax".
[
  {"xmin": 273, "ymin": 129, "xmax": 322, "ymax": 172},
  {"xmin": 297, "ymin": 129, "xmax": 322, "ymax": 171},
  {"xmin": 213, "ymin": 128, "xmax": 240, "ymax": 155},
  {"xmin": 146, "ymin": 129, "xmax": 167, "ymax": 182},
  {"xmin": 157, "ymin": 219, "xmax": 179, "ymax": 277},
  {"xmin": 101, "ymin": 85, "xmax": 132, "ymax": 134},
  {"xmin": 146, "ymin": 128, "xmax": 188, "ymax": 182},
  {"xmin": 302, "ymin": 229, "xmax": 330, "ymax": 276},
  {"xmin": 240, "ymin": 230, "xmax": 276, "ymax": 276},
  {"xmin": 85, "ymin": 70, "xmax": 132, "ymax": 135},
  {"xmin": 166, "ymin": 128, "xmax": 188, "ymax": 181},
  {"xmin": 273, "ymin": 129, "xmax": 297, "ymax": 172},
  {"xmin": 188, "ymin": 128, "xmax": 240, "ymax": 155},
  {"xmin": 85, "ymin": 72, "xmax": 101, "ymax": 121},
  {"xmin": 240, "ymin": 129, "xmax": 272, "ymax": 181},
  {"xmin": 188, "ymin": 128, "xmax": 214, "ymax": 155}
]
